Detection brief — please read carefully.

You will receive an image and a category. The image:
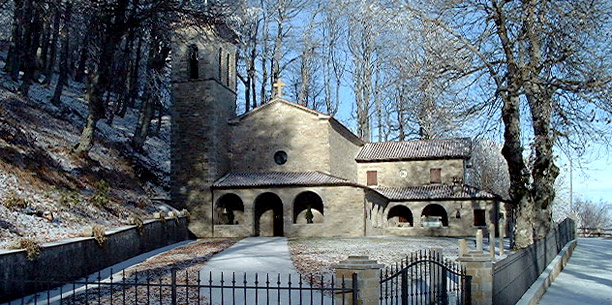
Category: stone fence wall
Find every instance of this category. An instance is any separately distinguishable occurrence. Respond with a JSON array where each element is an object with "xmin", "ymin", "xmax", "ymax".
[
  {"xmin": 0, "ymin": 217, "xmax": 191, "ymax": 302},
  {"xmin": 492, "ymin": 218, "xmax": 576, "ymax": 305}
]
